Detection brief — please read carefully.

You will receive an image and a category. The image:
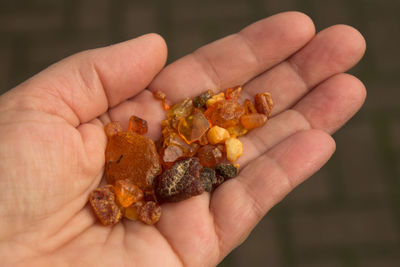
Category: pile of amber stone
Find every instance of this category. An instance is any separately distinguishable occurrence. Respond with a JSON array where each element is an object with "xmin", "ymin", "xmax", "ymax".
[{"xmin": 89, "ymin": 86, "xmax": 273, "ymax": 226}]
